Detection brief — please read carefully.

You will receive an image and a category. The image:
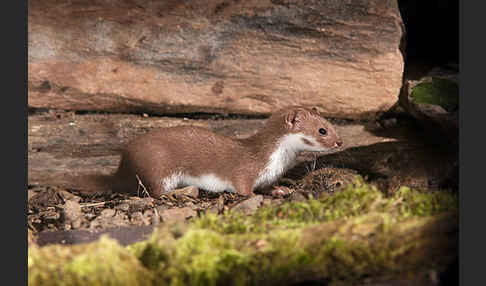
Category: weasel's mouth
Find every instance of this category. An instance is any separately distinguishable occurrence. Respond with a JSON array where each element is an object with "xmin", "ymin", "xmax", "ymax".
[{"xmin": 334, "ymin": 140, "xmax": 343, "ymax": 148}]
